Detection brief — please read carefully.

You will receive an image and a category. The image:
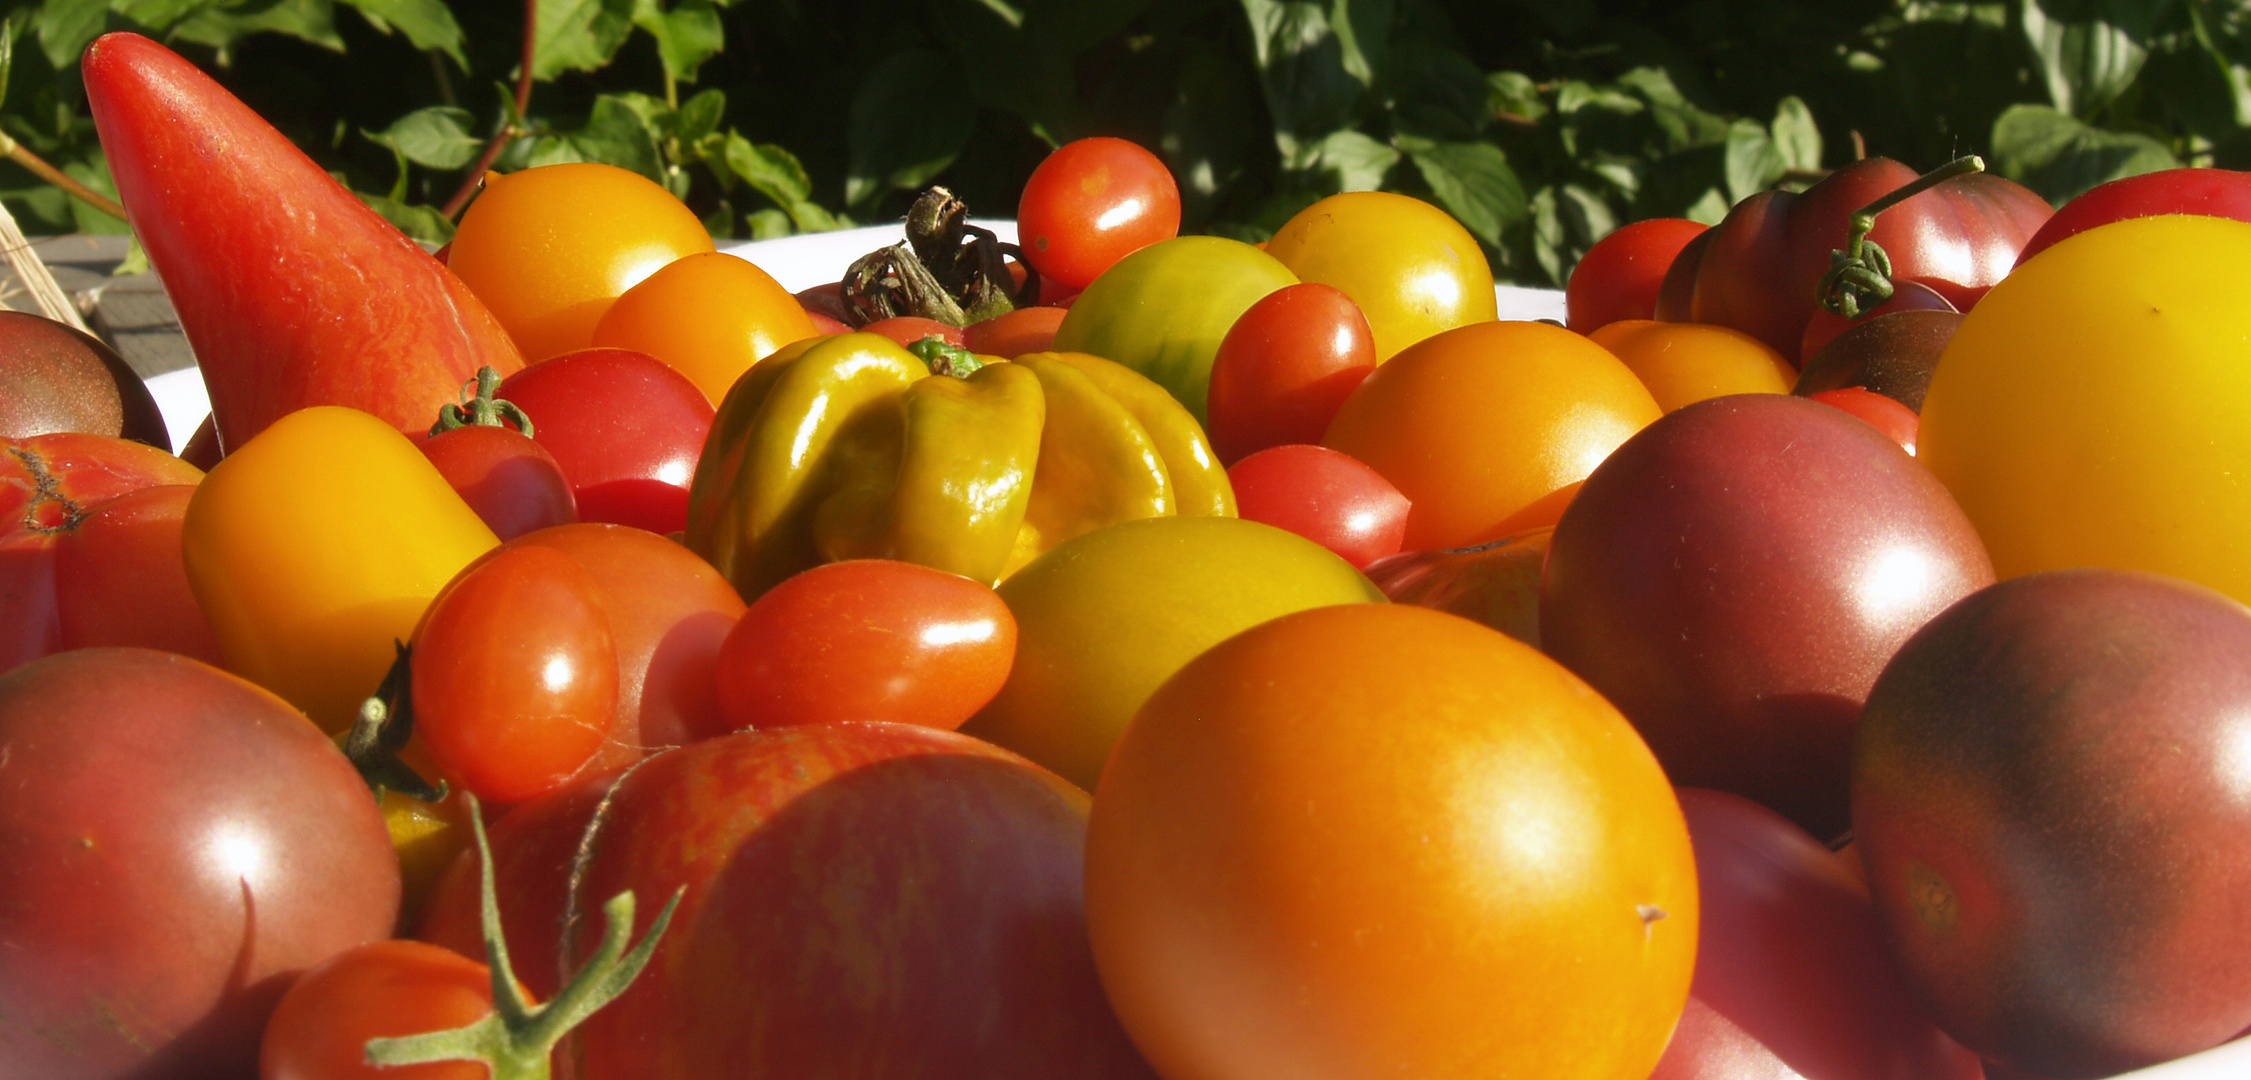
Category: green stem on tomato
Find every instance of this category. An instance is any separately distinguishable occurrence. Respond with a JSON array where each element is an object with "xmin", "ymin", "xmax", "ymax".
[
  {"xmin": 362, "ymin": 793, "xmax": 682, "ymax": 1080},
  {"xmin": 431, "ymin": 366, "xmax": 535, "ymax": 437},
  {"xmin": 1818, "ymin": 155, "xmax": 1984, "ymax": 320}
]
